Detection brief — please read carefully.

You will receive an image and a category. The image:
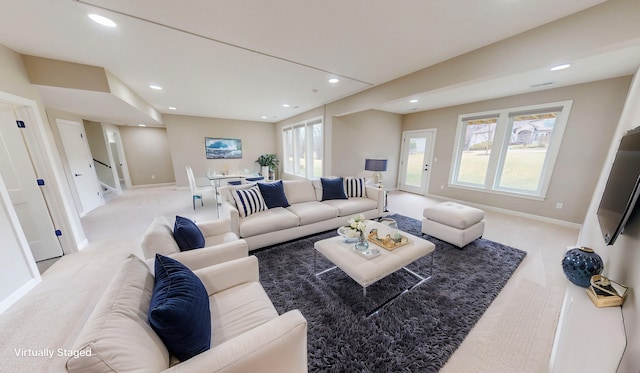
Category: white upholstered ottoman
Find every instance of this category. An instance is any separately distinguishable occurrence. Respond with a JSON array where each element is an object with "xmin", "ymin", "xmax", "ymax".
[{"xmin": 422, "ymin": 202, "xmax": 484, "ymax": 248}]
